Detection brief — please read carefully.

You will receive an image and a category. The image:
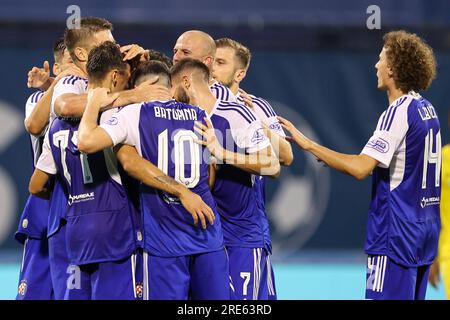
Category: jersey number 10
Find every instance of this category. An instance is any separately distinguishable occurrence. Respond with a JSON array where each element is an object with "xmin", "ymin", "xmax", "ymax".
[{"xmin": 157, "ymin": 129, "xmax": 201, "ymax": 188}]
